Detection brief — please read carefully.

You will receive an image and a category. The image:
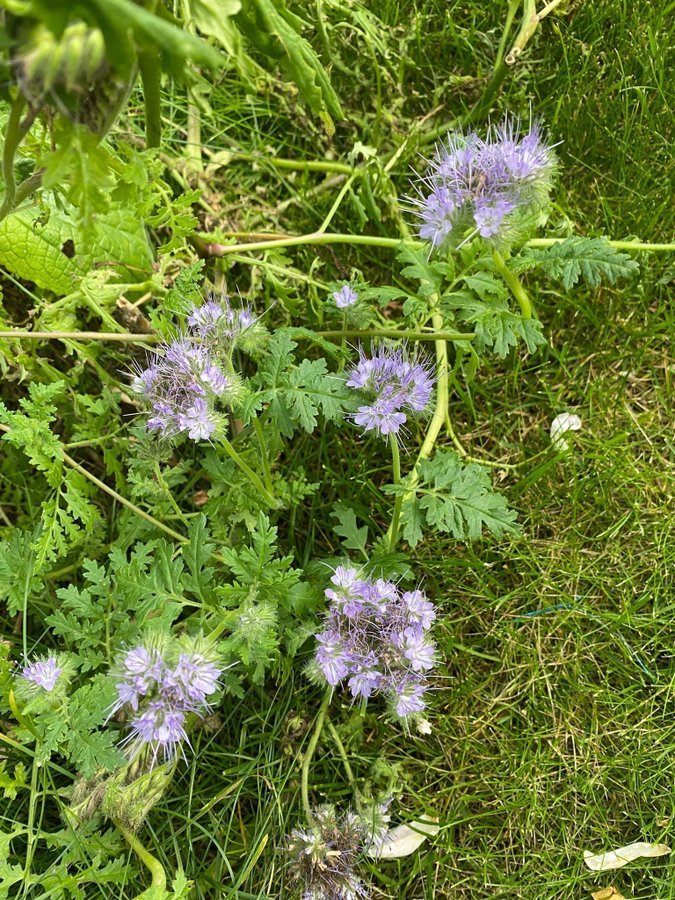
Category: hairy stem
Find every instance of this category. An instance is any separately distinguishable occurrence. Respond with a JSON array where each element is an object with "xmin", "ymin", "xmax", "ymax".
[
  {"xmin": 388, "ymin": 434, "xmax": 403, "ymax": 551},
  {"xmin": 197, "ymin": 232, "xmax": 675, "ymax": 258},
  {"xmin": 0, "ymin": 422, "xmax": 190, "ymax": 544},
  {"xmin": 325, "ymin": 720, "xmax": 357, "ymax": 791},
  {"xmin": 492, "ymin": 248, "xmax": 532, "ymax": 318},
  {"xmin": 114, "ymin": 819, "xmax": 167, "ymax": 895},
  {"xmin": 251, "ymin": 414, "xmax": 274, "ymax": 495},
  {"xmin": 138, "ymin": 51, "xmax": 162, "ymax": 149},
  {"xmin": 0, "ymin": 94, "xmax": 27, "ymax": 222},
  {"xmin": 301, "ymin": 690, "xmax": 332, "ymax": 828},
  {"xmin": 219, "ymin": 434, "xmax": 276, "ymax": 507}
]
